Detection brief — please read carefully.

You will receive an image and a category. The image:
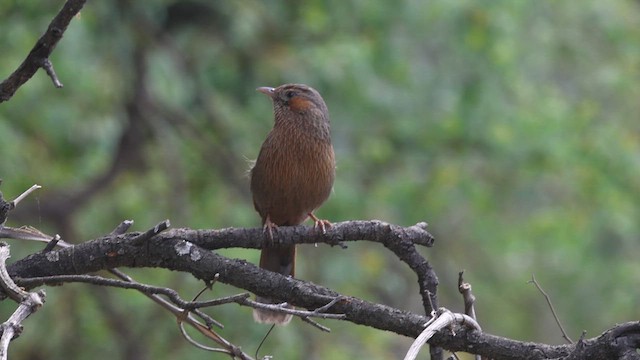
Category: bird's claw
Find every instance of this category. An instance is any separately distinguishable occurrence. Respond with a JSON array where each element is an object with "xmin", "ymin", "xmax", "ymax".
[
  {"xmin": 263, "ymin": 217, "xmax": 278, "ymax": 246},
  {"xmin": 309, "ymin": 213, "xmax": 331, "ymax": 234}
]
